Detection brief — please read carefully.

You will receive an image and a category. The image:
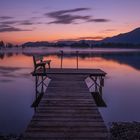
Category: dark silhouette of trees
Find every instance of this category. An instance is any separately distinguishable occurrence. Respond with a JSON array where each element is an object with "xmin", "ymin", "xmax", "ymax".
[
  {"xmin": 93, "ymin": 42, "xmax": 140, "ymax": 48},
  {"xmin": 71, "ymin": 40, "xmax": 90, "ymax": 48},
  {"xmin": 0, "ymin": 41, "xmax": 5, "ymax": 49},
  {"xmin": 6, "ymin": 43, "xmax": 14, "ymax": 48}
]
